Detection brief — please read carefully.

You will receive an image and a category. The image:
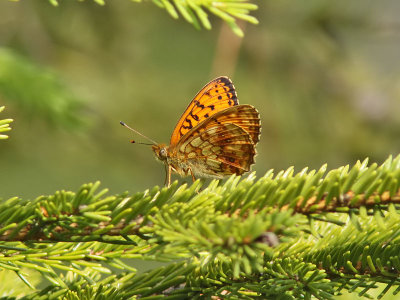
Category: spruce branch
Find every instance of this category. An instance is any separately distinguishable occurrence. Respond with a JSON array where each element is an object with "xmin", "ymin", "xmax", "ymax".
[
  {"xmin": 43, "ymin": 0, "xmax": 258, "ymax": 37},
  {"xmin": 1, "ymin": 154, "xmax": 400, "ymax": 298},
  {"xmin": 0, "ymin": 106, "xmax": 13, "ymax": 140}
]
